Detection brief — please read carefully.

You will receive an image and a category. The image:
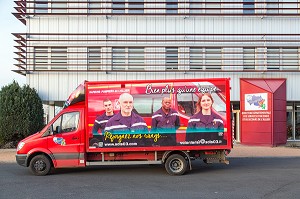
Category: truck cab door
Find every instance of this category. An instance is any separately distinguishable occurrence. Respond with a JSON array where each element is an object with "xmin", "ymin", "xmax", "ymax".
[{"xmin": 47, "ymin": 111, "xmax": 81, "ymax": 168}]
